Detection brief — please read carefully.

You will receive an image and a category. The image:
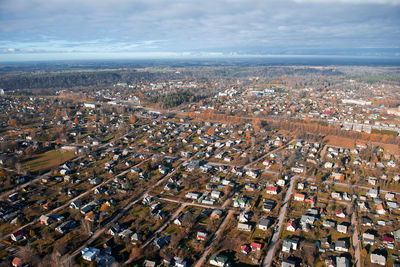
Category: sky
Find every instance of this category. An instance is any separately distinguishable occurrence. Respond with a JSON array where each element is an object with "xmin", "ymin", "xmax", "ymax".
[{"xmin": 0, "ymin": 0, "xmax": 399, "ymax": 61}]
